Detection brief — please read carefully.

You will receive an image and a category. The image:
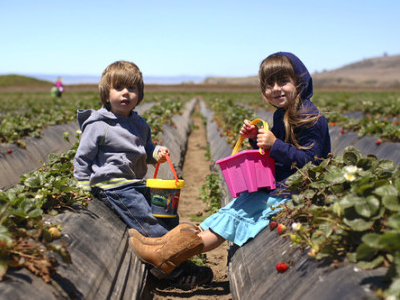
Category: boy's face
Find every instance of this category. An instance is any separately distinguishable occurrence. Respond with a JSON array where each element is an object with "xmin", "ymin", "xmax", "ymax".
[{"xmin": 108, "ymin": 84, "xmax": 139, "ymax": 116}]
